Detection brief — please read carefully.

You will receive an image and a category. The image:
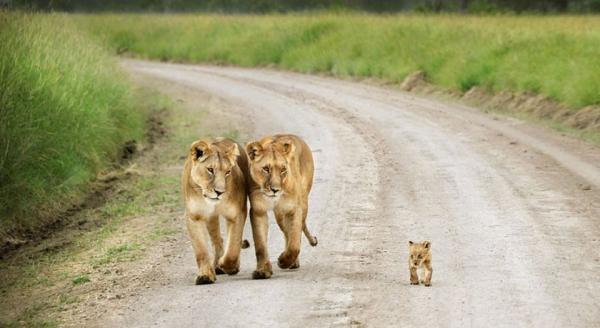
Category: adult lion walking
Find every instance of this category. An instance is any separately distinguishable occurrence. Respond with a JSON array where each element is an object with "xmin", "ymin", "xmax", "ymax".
[
  {"xmin": 245, "ymin": 134, "xmax": 318, "ymax": 279},
  {"xmin": 182, "ymin": 138, "xmax": 249, "ymax": 285}
]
